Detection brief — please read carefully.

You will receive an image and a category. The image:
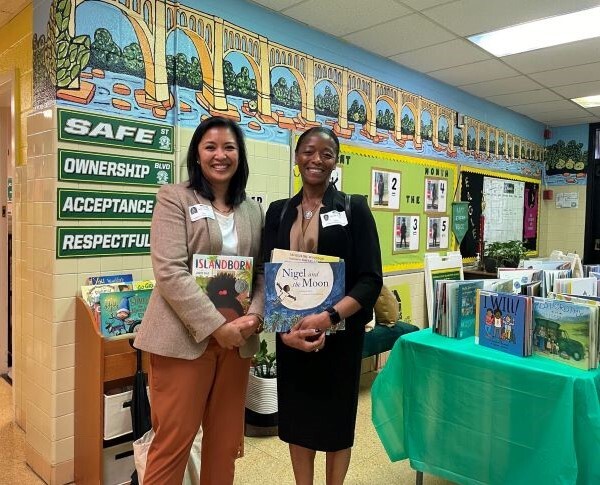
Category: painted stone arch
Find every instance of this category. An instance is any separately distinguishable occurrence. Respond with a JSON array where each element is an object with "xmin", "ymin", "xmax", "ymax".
[
  {"xmin": 498, "ymin": 133, "xmax": 505, "ymax": 155},
  {"xmin": 400, "ymin": 103, "xmax": 416, "ymax": 136},
  {"xmin": 314, "ymin": 78, "xmax": 341, "ymax": 118},
  {"xmin": 223, "ymin": 50, "xmax": 261, "ymax": 101},
  {"xmin": 467, "ymin": 126, "xmax": 476, "ymax": 150},
  {"xmin": 376, "ymin": 95, "xmax": 396, "ymax": 130},
  {"xmin": 270, "ymin": 65, "xmax": 306, "ymax": 112},
  {"xmin": 421, "ymin": 109, "xmax": 433, "ymax": 141},
  {"xmin": 347, "ymin": 89, "xmax": 370, "ymax": 126},
  {"xmin": 170, "ymin": 27, "xmax": 213, "ymax": 96},
  {"xmin": 489, "ymin": 131, "xmax": 496, "ymax": 153},
  {"xmin": 438, "ymin": 115, "xmax": 449, "ymax": 144},
  {"xmin": 506, "ymin": 136, "xmax": 513, "ymax": 158},
  {"xmin": 479, "ymin": 128, "xmax": 487, "ymax": 152}
]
